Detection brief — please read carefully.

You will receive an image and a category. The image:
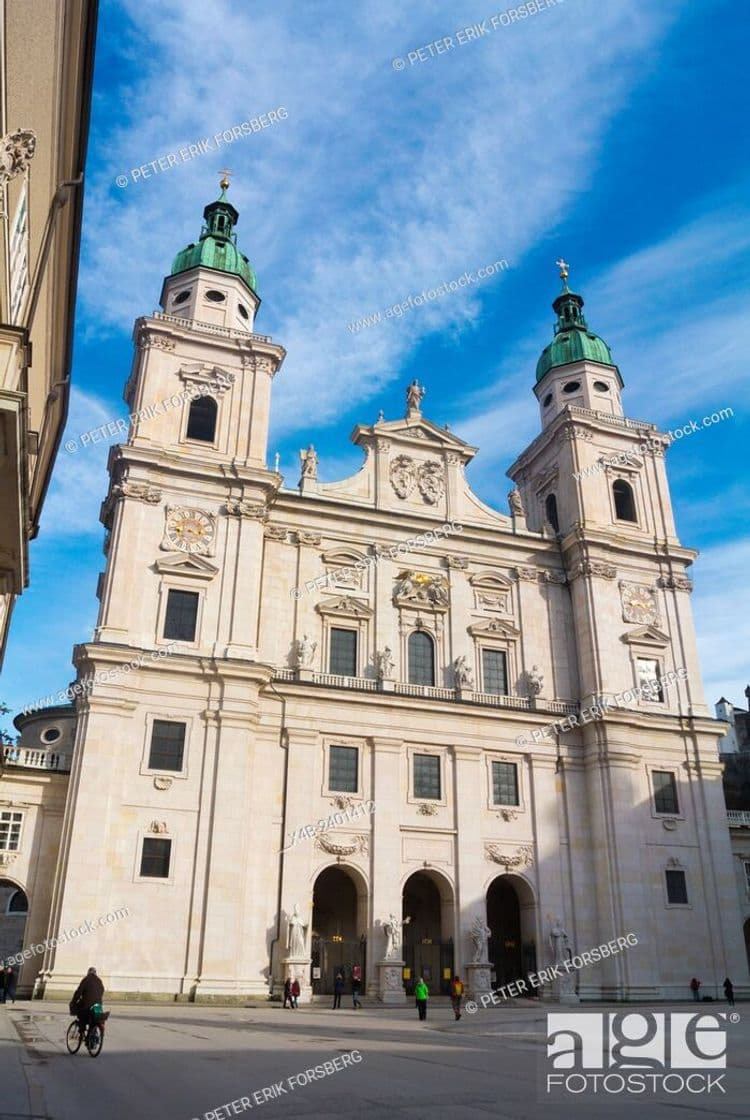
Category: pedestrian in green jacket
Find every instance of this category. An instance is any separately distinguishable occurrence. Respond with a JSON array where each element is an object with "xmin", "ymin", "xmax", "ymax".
[{"xmin": 414, "ymin": 977, "xmax": 429, "ymax": 1021}]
